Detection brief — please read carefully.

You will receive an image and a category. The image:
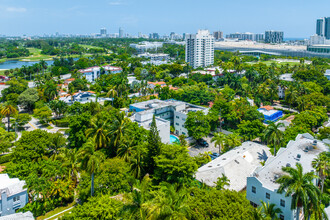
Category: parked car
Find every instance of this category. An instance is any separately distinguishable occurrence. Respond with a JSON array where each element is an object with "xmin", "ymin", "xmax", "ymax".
[
  {"xmin": 197, "ymin": 138, "xmax": 209, "ymax": 148},
  {"xmin": 209, "ymin": 152, "xmax": 220, "ymax": 160}
]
